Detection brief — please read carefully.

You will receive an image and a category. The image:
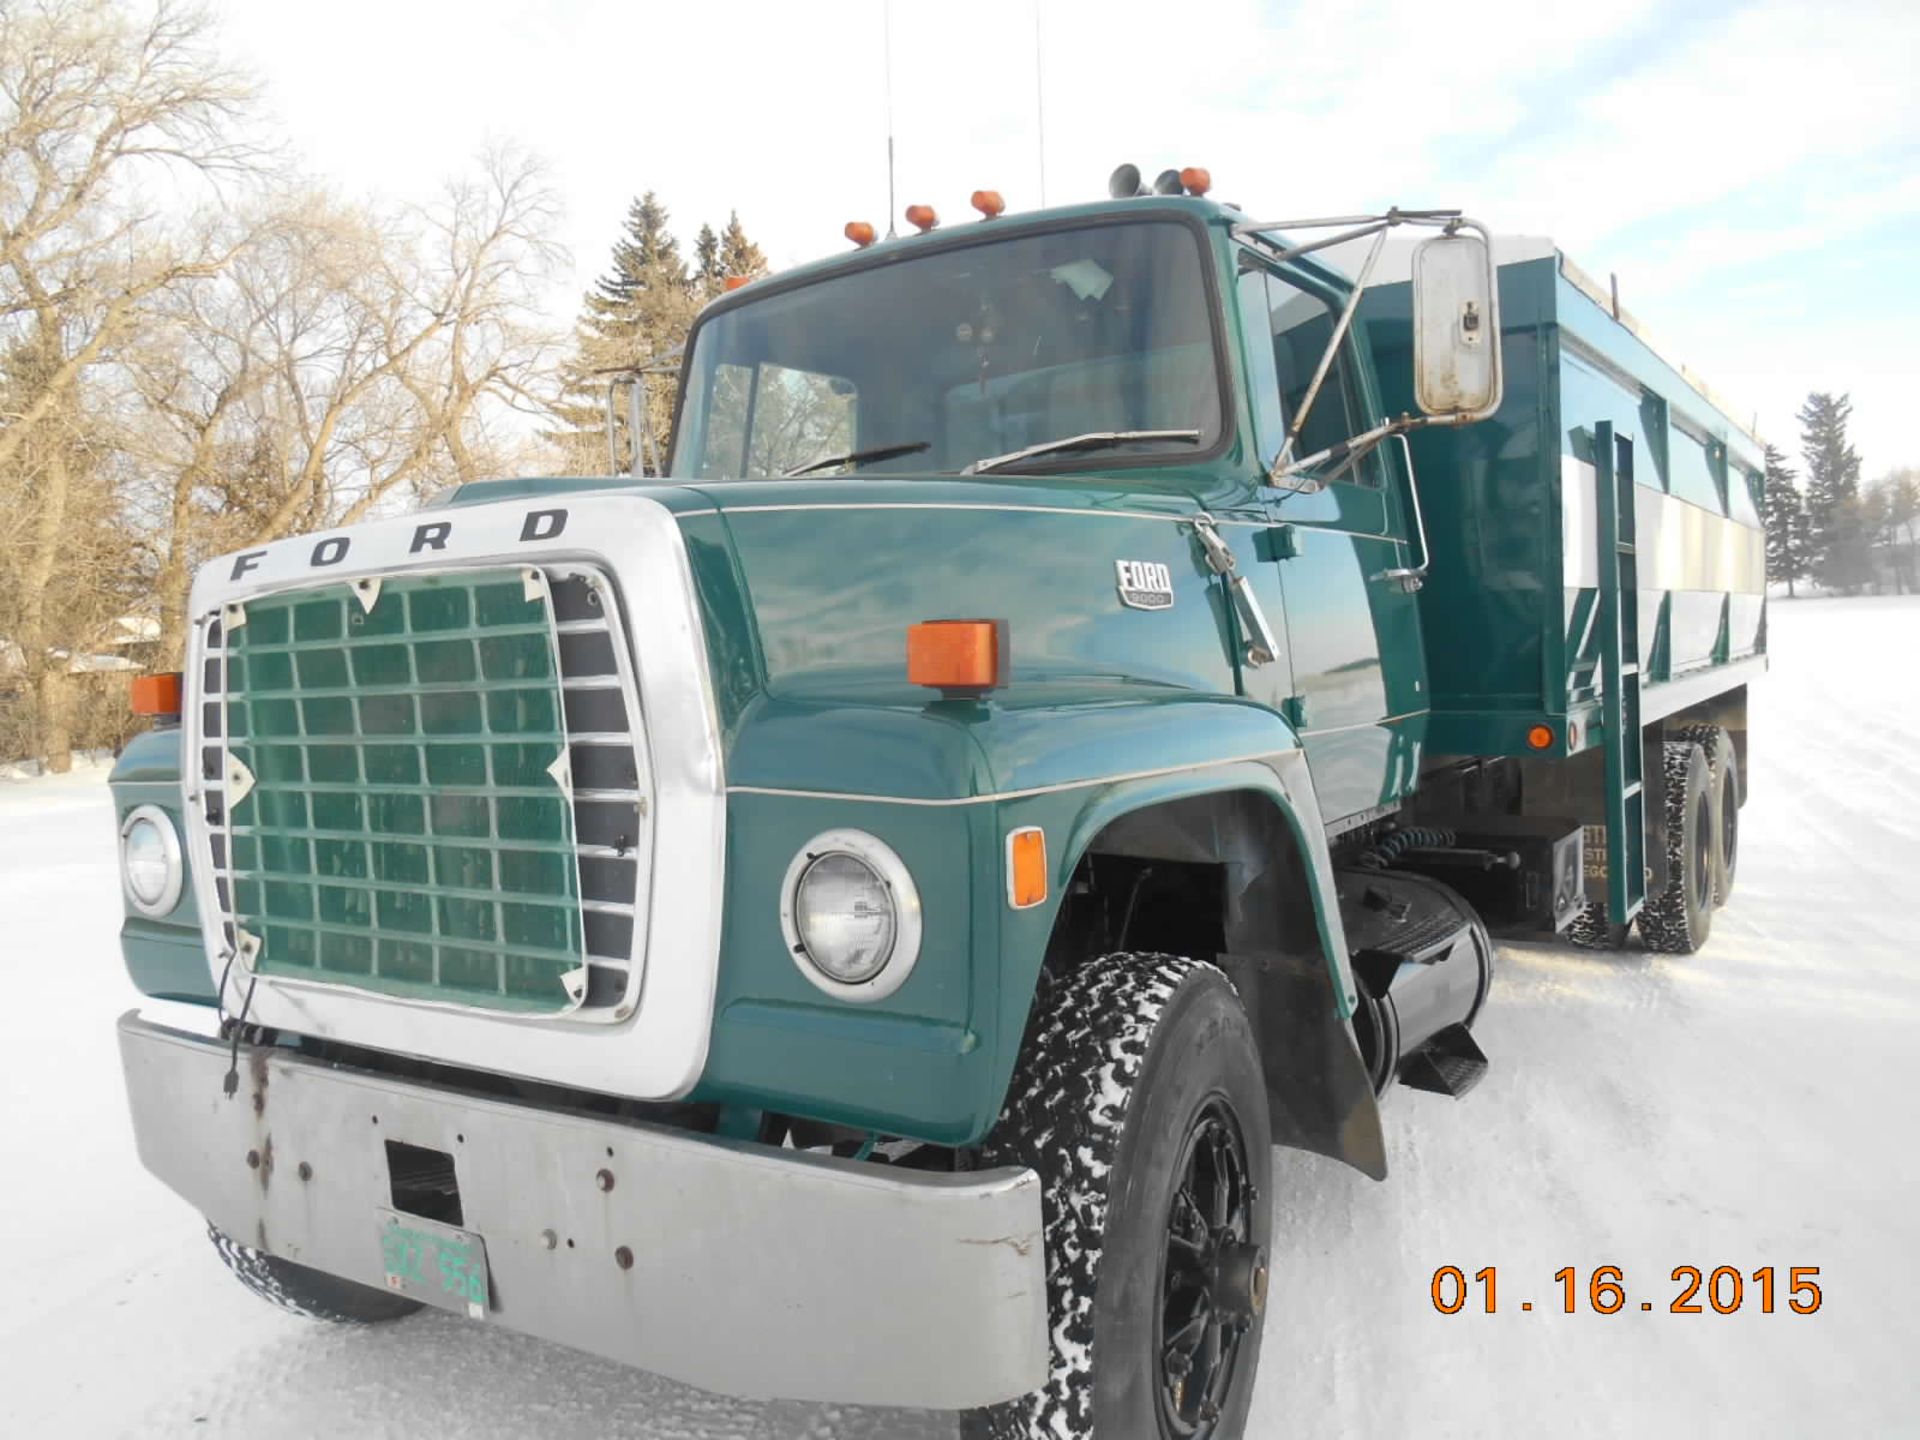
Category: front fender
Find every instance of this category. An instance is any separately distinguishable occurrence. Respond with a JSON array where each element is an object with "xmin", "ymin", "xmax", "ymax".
[{"xmin": 108, "ymin": 727, "xmax": 216, "ymax": 1005}]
